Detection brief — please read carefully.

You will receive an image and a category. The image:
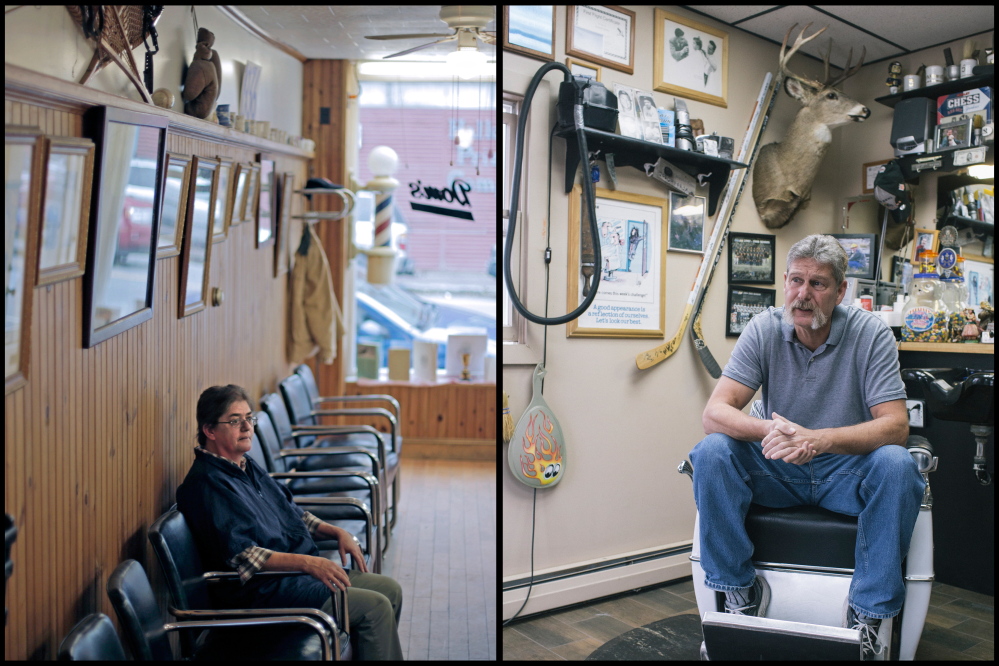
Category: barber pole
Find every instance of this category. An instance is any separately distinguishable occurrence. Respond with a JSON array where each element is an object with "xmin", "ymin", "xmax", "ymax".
[
  {"xmin": 363, "ymin": 146, "xmax": 400, "ymax": 284},
  {"xmin": 374, "ymin": 191, "xmax": 393, "ymax": 248}
]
